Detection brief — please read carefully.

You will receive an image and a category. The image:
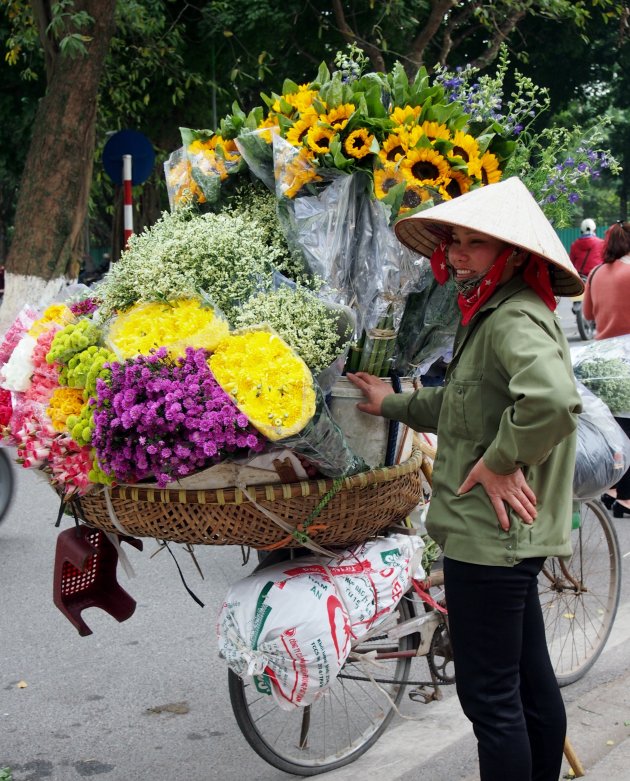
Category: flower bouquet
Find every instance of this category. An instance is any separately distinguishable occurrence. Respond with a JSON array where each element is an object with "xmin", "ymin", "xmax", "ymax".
[{"xmin": 166, "ymin": 45, "xmax": 617, "ymax": 382}]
